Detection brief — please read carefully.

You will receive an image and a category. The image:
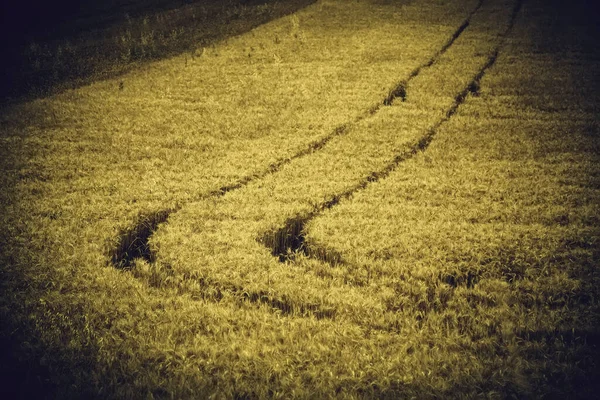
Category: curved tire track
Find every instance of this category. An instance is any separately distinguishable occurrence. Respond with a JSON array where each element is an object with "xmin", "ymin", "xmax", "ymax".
[
  {"xmin": 110, "ymin": 0, "xmax": 485, "ymax": 269},
  {"xmin": 111, "ymin": 0, "xmax": 524, "ymax": 326}
]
